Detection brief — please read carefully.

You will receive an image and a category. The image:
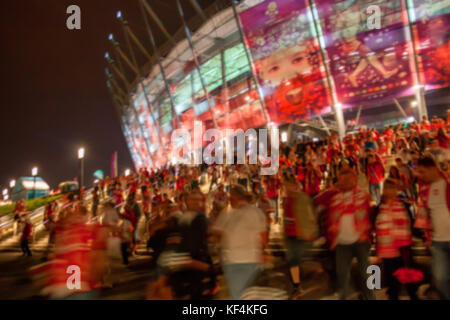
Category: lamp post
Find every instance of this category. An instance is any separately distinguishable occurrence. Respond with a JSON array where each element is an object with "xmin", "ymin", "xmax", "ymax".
[
  {"xmin": 31, "ymin": 167, "xmax": 38, "ymax": 199},
  {"xmin": 78, "ymin": 148, "xmax": 85, "ymax": 190}
]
